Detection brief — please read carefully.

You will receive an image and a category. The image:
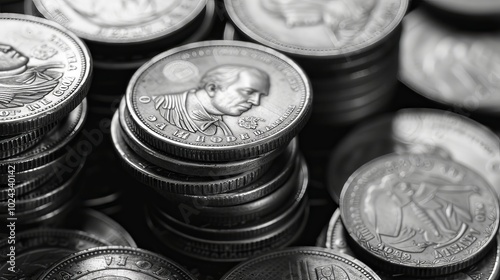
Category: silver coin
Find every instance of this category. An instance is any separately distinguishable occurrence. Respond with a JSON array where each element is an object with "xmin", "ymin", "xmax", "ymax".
[
  {"xmin": 221, "ymin": 247, "xmax": 381, "ymax": 280},
  {"xmin": 125, "ymin": 40, "xmax": 311, "ymax": 162},
  {"xmin": 327, "ymin": 208, "xmax": 500, "ymax": 280},
  {"xmin": 340, "ymin": 153, "xmax": 500, "ymax": 277},
  {"xmin": 0, "ymin": 122, "xmax": 56, "ymax": 159},
  {"xmin": 111, "ymin": 111, "xmax": 271, "ymax": 195},
  {"xmin": 0, "ymin": 228, "xmax": 109, "ymax": 280},
  {"xmin": 225, "ymin": 0, "xmax": 408, "ymax": 58},
  {"xmin": 0, "ymin": 14, "xmax": 91, "ymax": 135},
  {"xmin": 37, "ymin": 246, "xmax": 197, "ymax": 280},
  {"xmin": 399, "ymin": 8, "xmax": 500, "ymax": 114},
  {"xmin": 0, "ymin": 172, "xmax": 52, "ymax": 200},
  {"xmin": 119, "ymin": 98, "xmax": 285, "ymax": 177},
  {"xmin": 328, "ymin": 108, "xmax": 500, "ymax": 204}
]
